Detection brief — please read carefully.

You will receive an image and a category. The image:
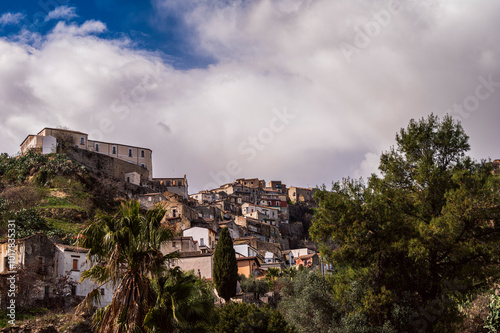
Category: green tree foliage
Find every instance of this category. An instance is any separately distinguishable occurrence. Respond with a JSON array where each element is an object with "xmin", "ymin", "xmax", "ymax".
[
  {"xmin": 240, "ymin": 275, "xmax": 269, "ymax": 301},
  {"xmin": 279, "ymin": 269, "xmax": 339, "ymax": 333},
  {"xmin": 143, "ymin": 267, "xmax": 214, "ymax": 333},
  {"xmin": 484, "ymin": 294, "xmax": 500, "ymax": 332},
  {"xmin": 266, "ymin": 267, "xmax": 281, "ymax": 282},
  {"xmin": 208, "ymin": 302, "xmax": 294, "ymax": 333},
  {"xmin": 78, "ymin": 200, "xmax": 175, "ymax": 333},
  {"xmin": 213, "ymin": 227, "xmax": 238, "ymax": 303},
  {"xmin": 3, "ymin": 208, "xmax": 49, "ymax": 238},
  {"xmin": 310, "ymin": 114, "xmax": 500, "ymax": 331},
  {"xmin": 0, "ymin": 151, "xmax": 84, "ymax": 185},
  {"xmin": 281, "ymin": 266, "xmax": 298, "ymax": 279}
]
